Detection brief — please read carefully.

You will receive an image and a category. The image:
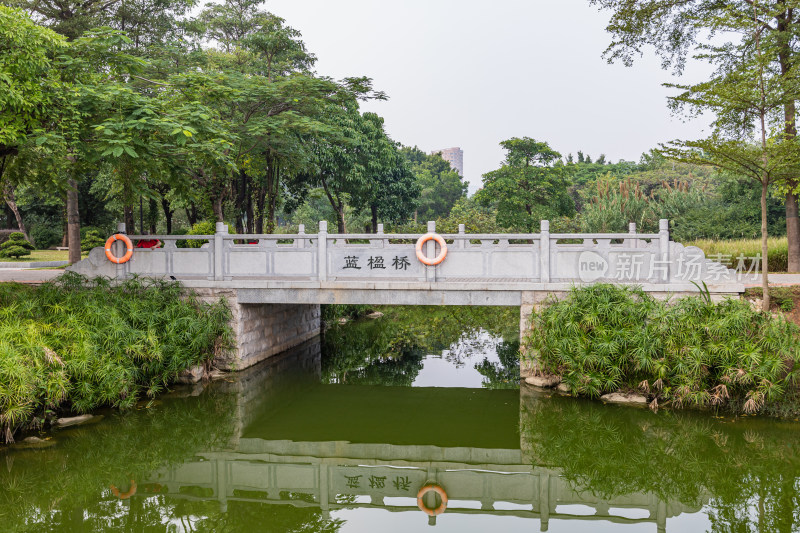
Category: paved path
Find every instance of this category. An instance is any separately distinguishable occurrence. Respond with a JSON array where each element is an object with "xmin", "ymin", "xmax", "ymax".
[
  {"xmin": 743, "ymin": 274, "xmax": 800, "ymax": 287},
  {"xmin": 0, "ymin": 268, "xmax": 65, "ymax": 284}
]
